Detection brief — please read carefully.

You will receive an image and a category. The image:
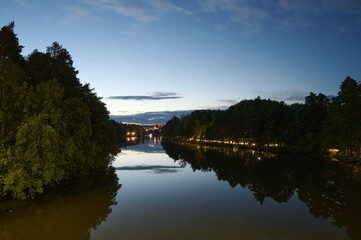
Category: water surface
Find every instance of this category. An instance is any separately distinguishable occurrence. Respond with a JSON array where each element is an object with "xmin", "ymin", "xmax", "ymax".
[{"xmin": 1, "ymin": 139, "xmax": 361, "ymax": 239}]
